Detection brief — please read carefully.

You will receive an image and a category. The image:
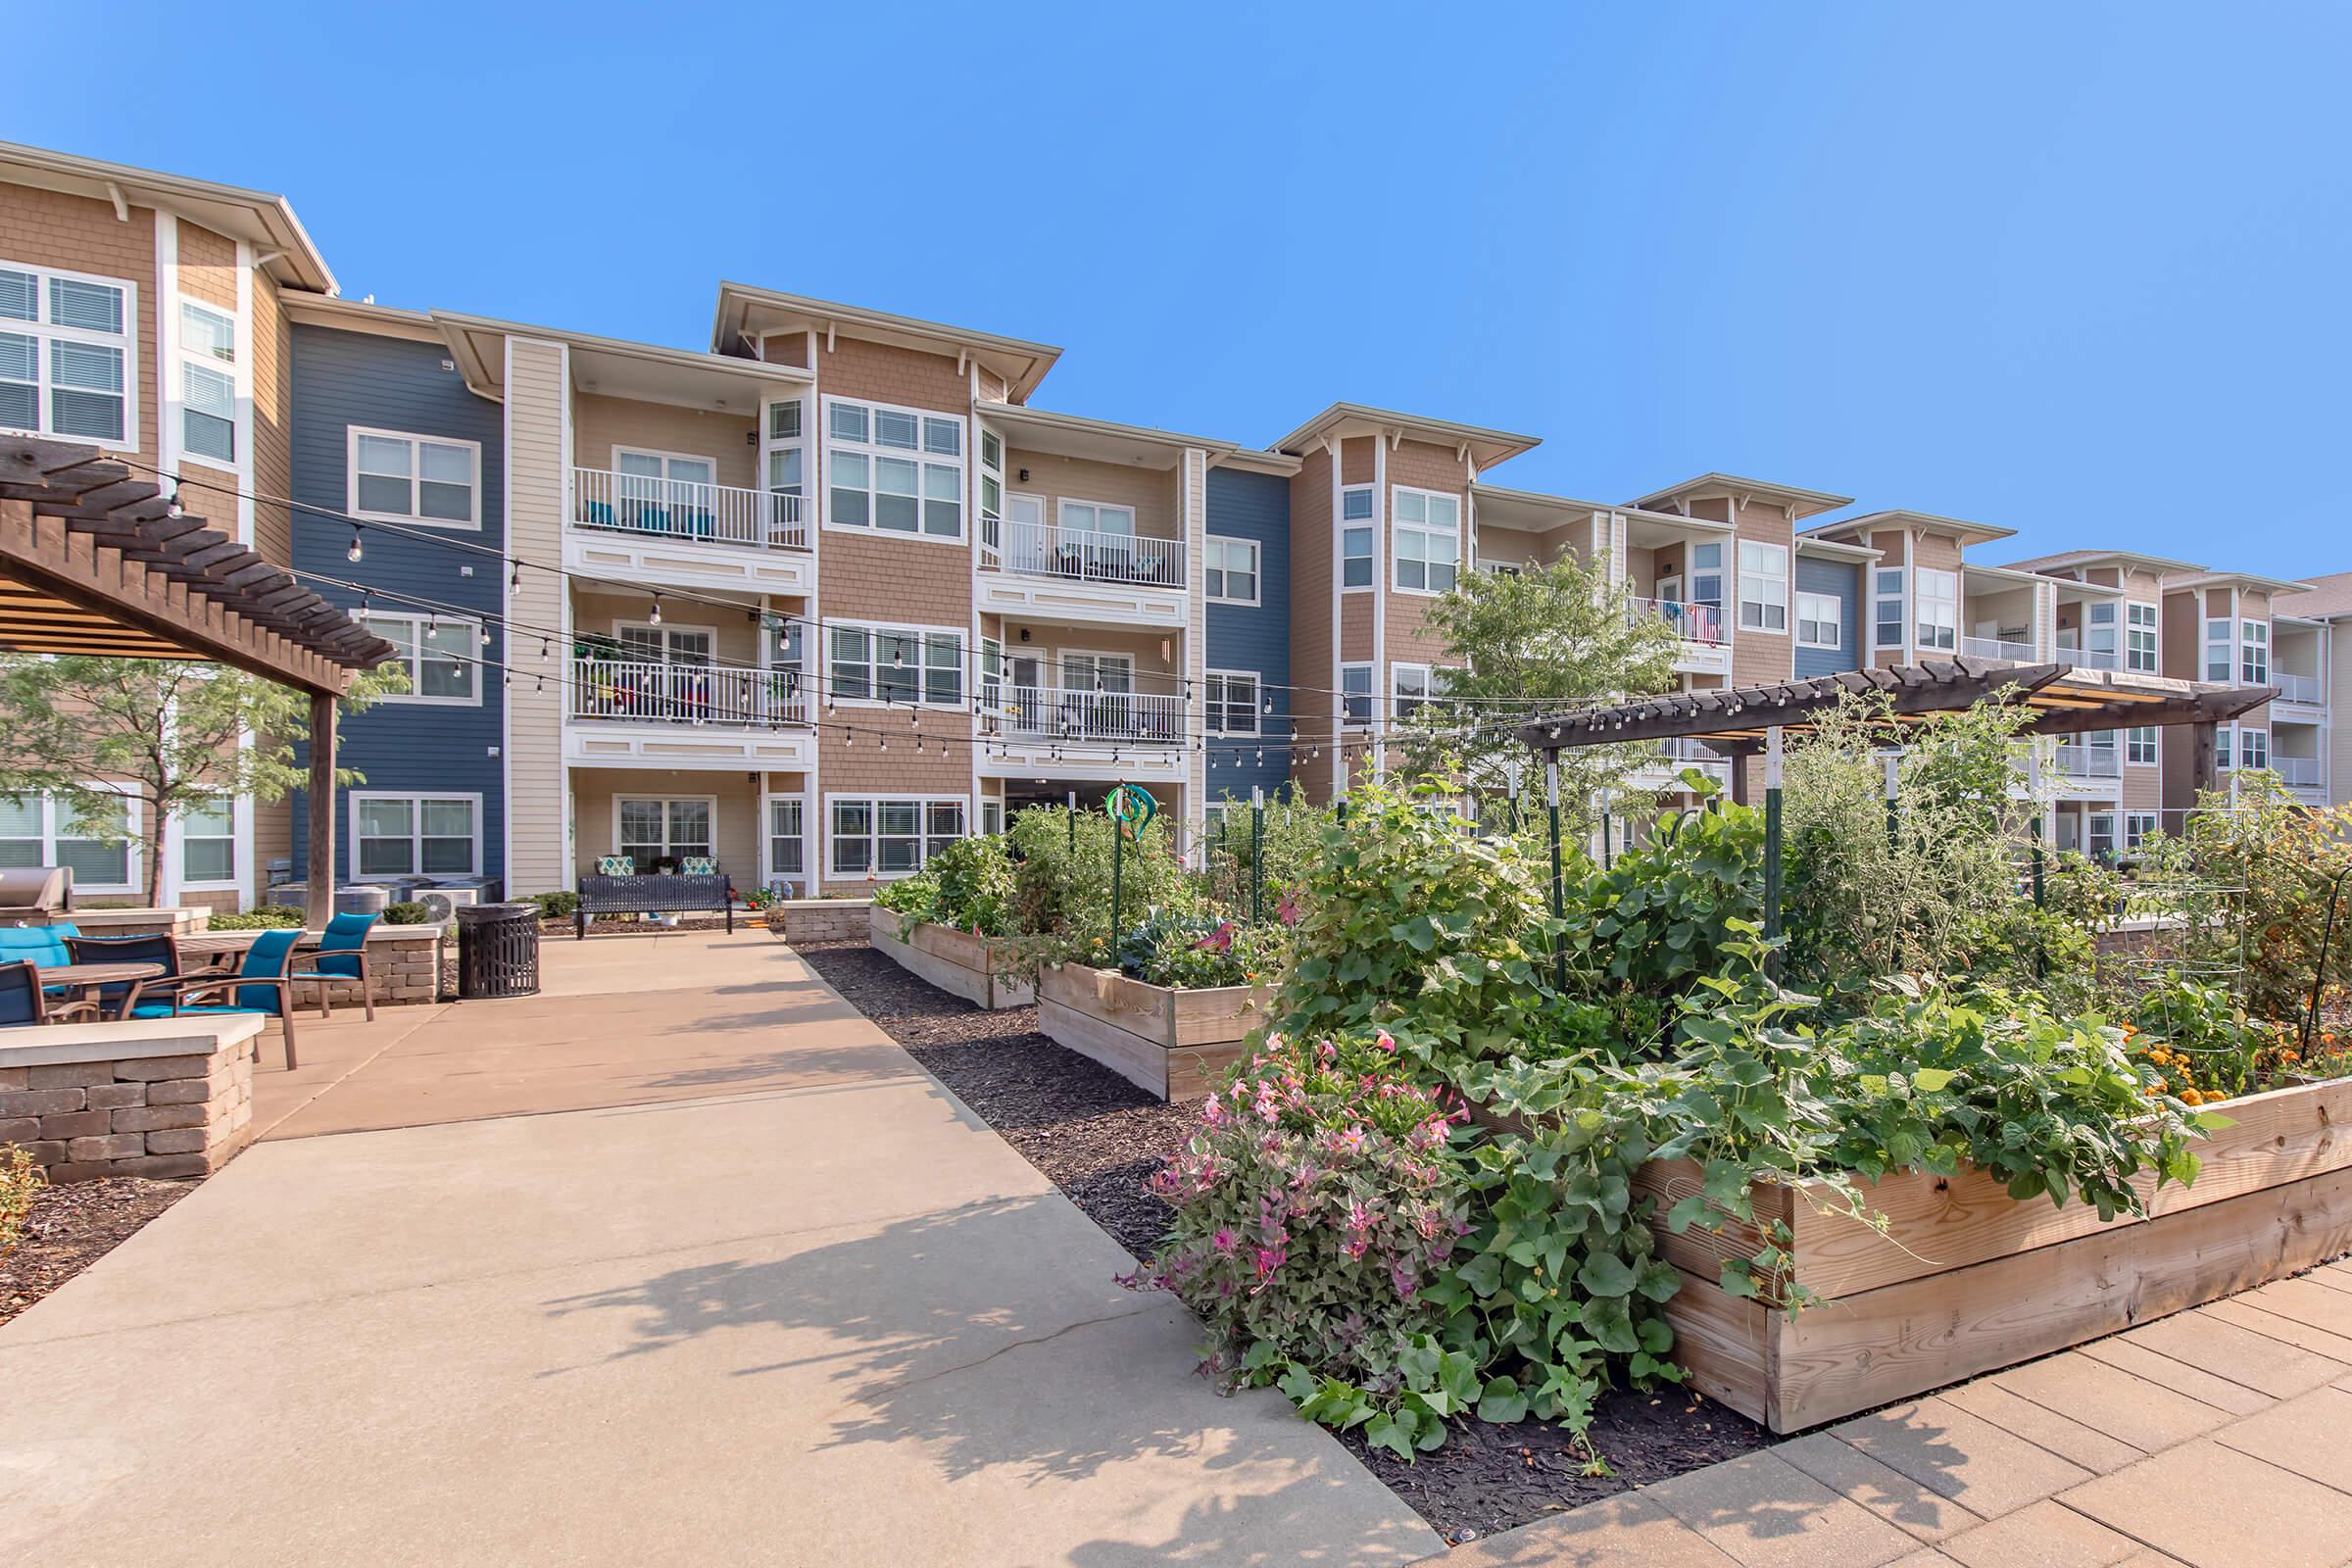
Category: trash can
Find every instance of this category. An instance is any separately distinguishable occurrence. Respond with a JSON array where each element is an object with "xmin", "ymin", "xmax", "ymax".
[{"xmin": 457, "ymin": 902, "xmax": 541, "ymax": 999}]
